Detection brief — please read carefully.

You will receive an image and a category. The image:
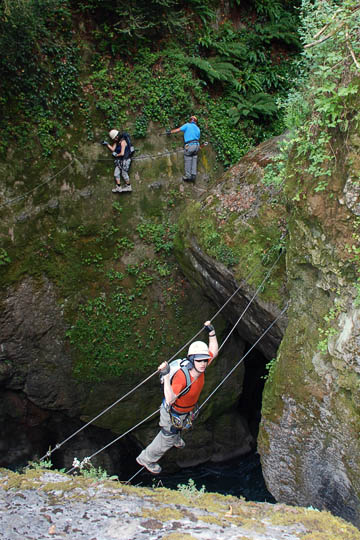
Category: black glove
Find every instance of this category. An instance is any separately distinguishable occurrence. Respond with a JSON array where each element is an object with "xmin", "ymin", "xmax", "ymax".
[
  {"xmin": 166, "ymin": 129, "xmax": 171, "ymax": 136},
  {"xmin": 112, "ymin": 151, "xmax": 118, "ymax": 157},
  {"xmin": 101, "ymin": 141, "xmax": 109, "ymax": 146},
  {"xmin": 204, "ymin": 323, "xmax": 215, "ymax": 334},
  {"xmin": 159, "ymin": 363, "xmax": 170, "ymax": 376}
]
